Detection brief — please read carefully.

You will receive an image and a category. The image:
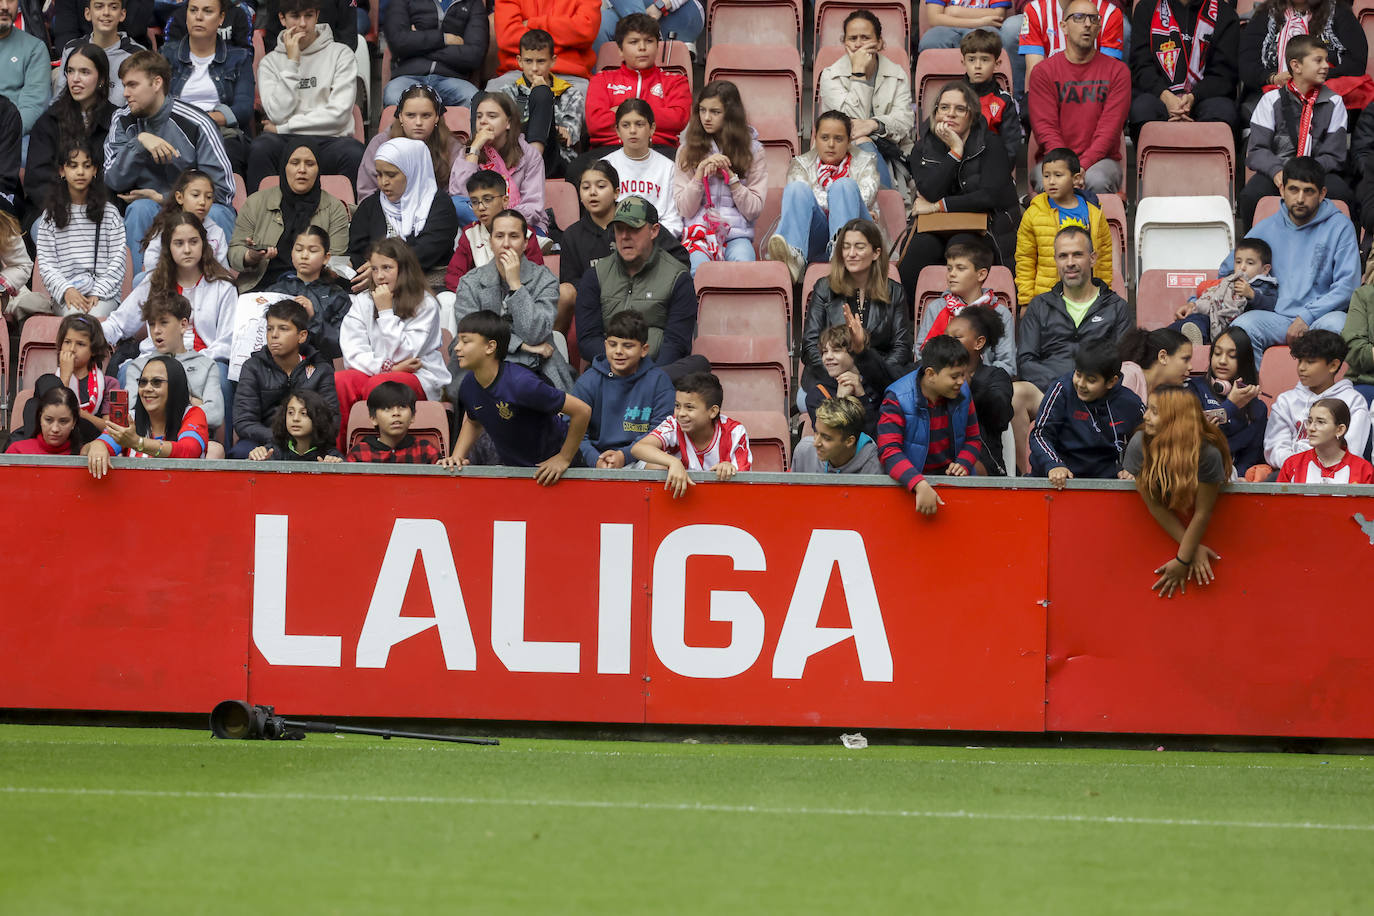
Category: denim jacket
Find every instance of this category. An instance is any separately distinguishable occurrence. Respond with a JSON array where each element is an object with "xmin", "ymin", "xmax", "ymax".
[{"xmin": 163, "ymin": 36, "xmax": 255, "ymax": 131}]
